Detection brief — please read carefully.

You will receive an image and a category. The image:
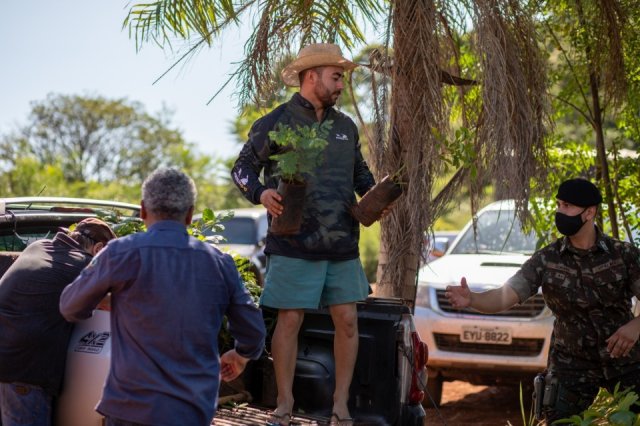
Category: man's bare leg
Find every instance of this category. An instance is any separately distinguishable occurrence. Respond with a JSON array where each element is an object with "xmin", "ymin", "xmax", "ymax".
[
  {"xmin": 271, "ymin": 308, "xmax": 305, "ymax": 420},
  {"xmin": 329, "ymin": 302, "xmax": 358, "ymax": 420}
]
